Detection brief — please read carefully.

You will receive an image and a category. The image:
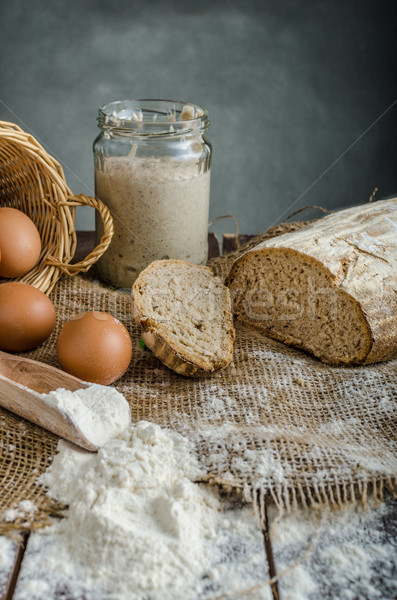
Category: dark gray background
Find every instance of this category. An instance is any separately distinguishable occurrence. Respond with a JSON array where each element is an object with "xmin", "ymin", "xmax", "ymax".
[{"xmin": 0, "ymin": 0, "xmax": 396, "ymax": 235}]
